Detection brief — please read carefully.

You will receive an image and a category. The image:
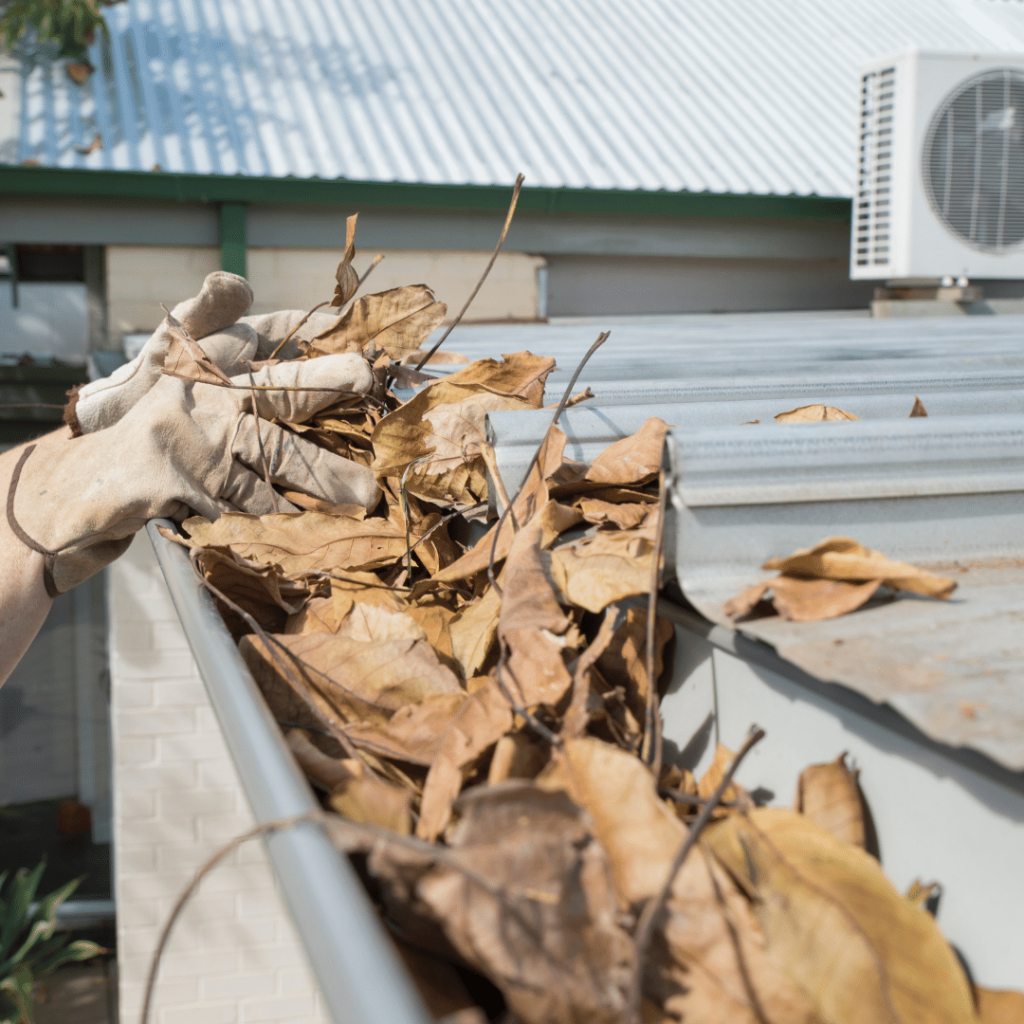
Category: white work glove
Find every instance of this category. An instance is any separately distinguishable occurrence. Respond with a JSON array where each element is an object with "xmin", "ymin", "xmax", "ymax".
[
  {"xmin": 68, "ymin": 275, "xmax": 346, "ymax": 435},
  {"xmin": 8, "ymin": 356, "xmax": 380, "ymax": 596},
  {"xmin": 69, "ymin": 272, "xmax": 256, "ymax": 435}
]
